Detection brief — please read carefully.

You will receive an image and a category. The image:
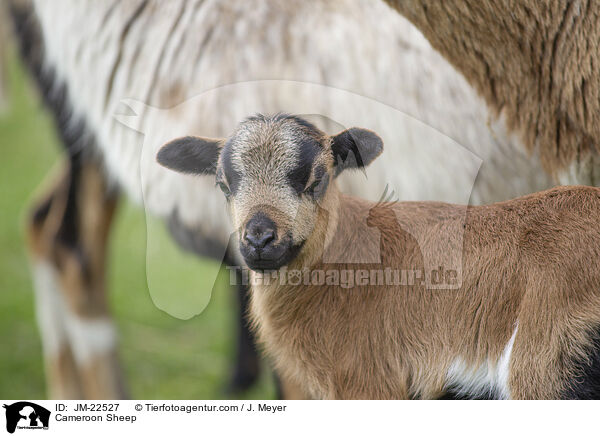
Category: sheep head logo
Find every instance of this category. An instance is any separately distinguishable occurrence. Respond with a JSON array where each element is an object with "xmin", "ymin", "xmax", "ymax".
[{"xmin": 3, "ymin": 402, "xmax": 50, "ymax": 434}]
